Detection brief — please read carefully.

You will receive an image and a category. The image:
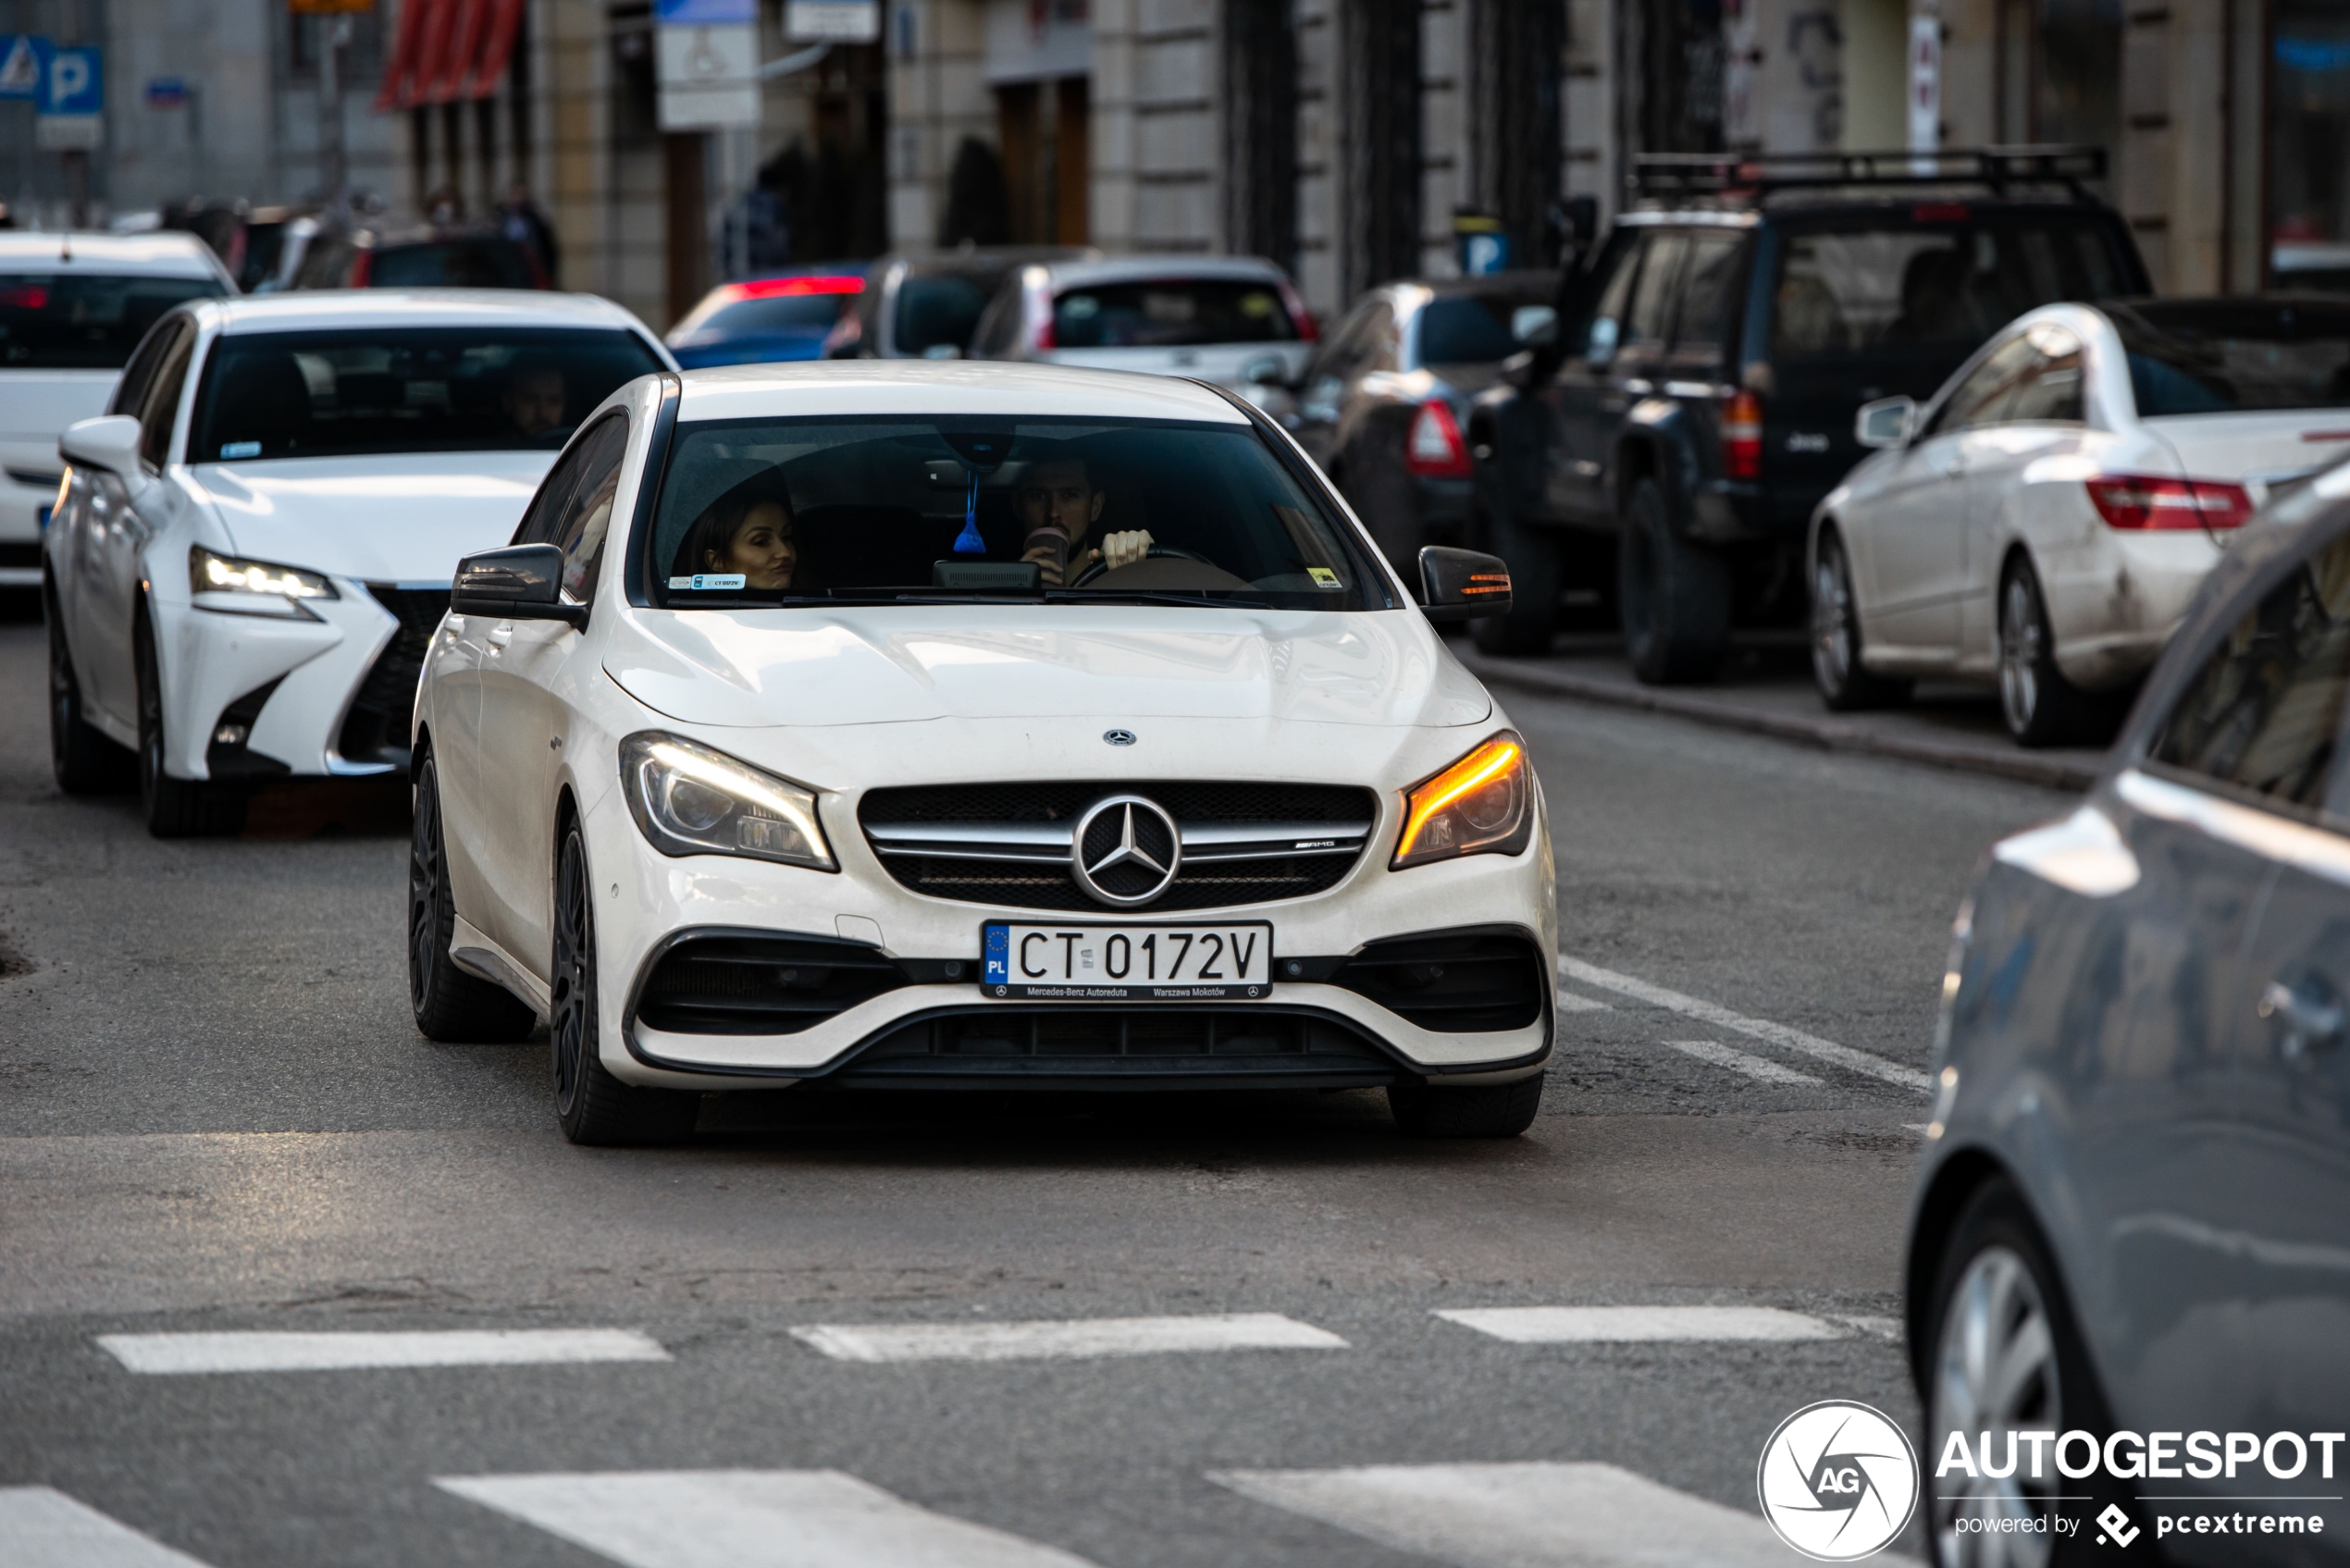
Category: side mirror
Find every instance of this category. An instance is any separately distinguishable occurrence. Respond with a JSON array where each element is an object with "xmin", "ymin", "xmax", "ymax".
[
  {"xmin": 60, "ymin": 415, "xmax": 146, "ymax": 488},
  {"xmin": 1855, "ymin": 395, "xmax": 1917, "ymax": 450},
  {"xmin": 1241, "ymin": 353, "xmax": 1290, "ymax": 388},
  {"xmin": 1510, "ymin": 305, "xmax": 1558, "ymax": 349},
  {"xmin": 451, "ymin": 543, "xmax": 587, "ymax": 627},
  {"xmin": 1418, "ymin": 546, "xmax": 1513, "ymax": 623}
]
